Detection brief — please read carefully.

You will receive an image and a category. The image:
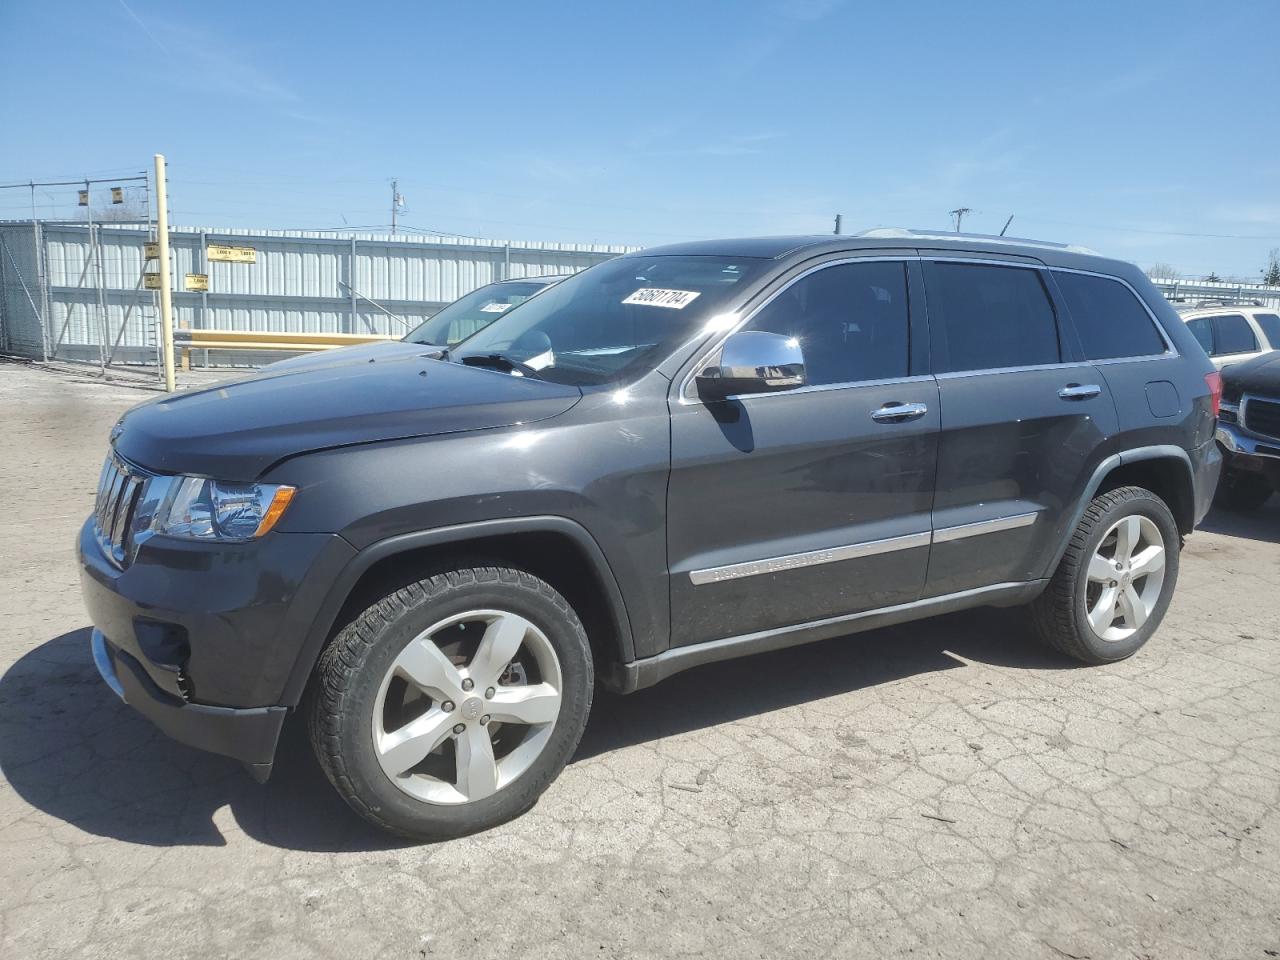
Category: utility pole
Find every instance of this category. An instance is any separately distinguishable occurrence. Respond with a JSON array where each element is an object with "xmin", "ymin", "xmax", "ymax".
[
  {"xmin": 390, "ymin": 178, "xmax": 404, "ymax": 235},
  {"xmin": 154, "ymin": 154, "xmax": 176, "ymax": 393},
  {"xmin": 833, "ymin": 214, "xmax": 842, "ymax": 235},
  {"xmin": 949, "ymin": 207, "xmax": 972, "ymax": 233}
]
